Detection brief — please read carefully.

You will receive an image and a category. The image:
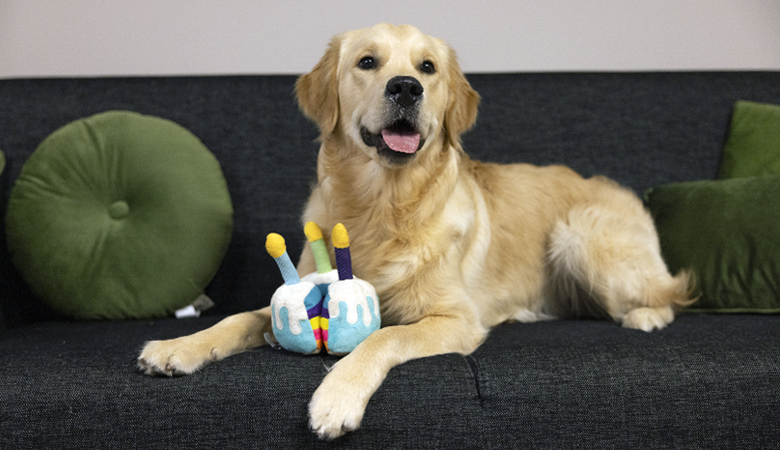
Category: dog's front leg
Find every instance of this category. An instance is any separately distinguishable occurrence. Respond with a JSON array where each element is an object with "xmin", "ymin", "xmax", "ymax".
[
  {"xmin": 309, "ymin": 312, "xmax": 486, "ymax": 439},
  {"xmin": 138, "ymin": 246, "xmax": 319, "ymax": 377},
  {"xmin": 138, "ymin": 307, "xmax": 273, "ymax": 376}
]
